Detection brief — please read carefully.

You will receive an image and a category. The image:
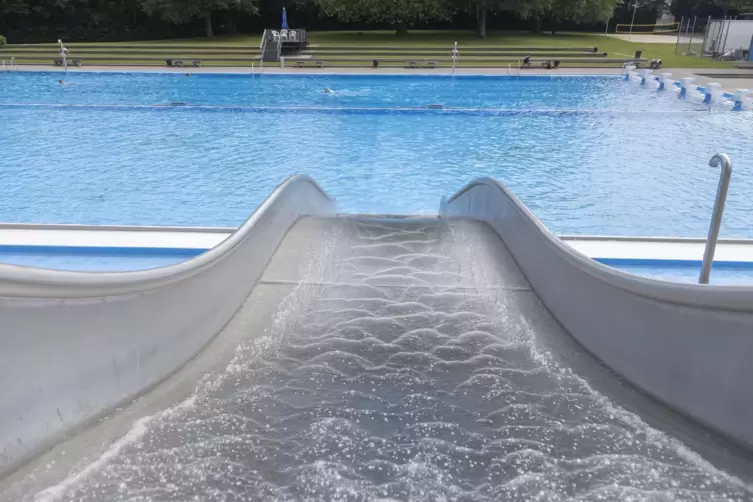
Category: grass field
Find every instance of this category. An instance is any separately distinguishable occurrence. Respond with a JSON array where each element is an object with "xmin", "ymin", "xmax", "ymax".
[
  {"xmin": 307, "ymin": 31, "xmax": 730, "ymax": 68},
  {"xmin": 1, "ymin": 30, "xmax": 733, "ymax": 69}
]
